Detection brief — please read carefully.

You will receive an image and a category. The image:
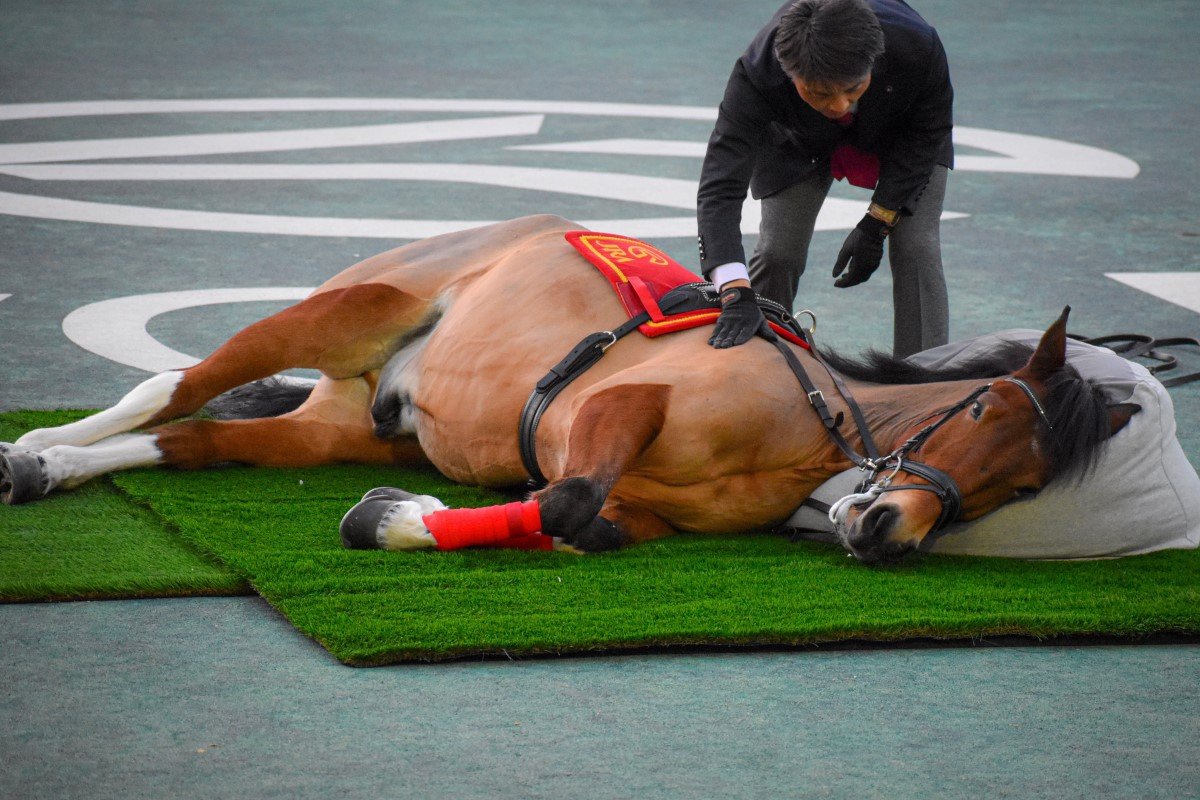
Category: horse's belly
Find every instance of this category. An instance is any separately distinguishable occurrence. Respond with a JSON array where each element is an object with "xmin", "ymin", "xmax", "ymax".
[{"xmin": 402, "ymin": 239, "xmax": 629, "ymax": 486}]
